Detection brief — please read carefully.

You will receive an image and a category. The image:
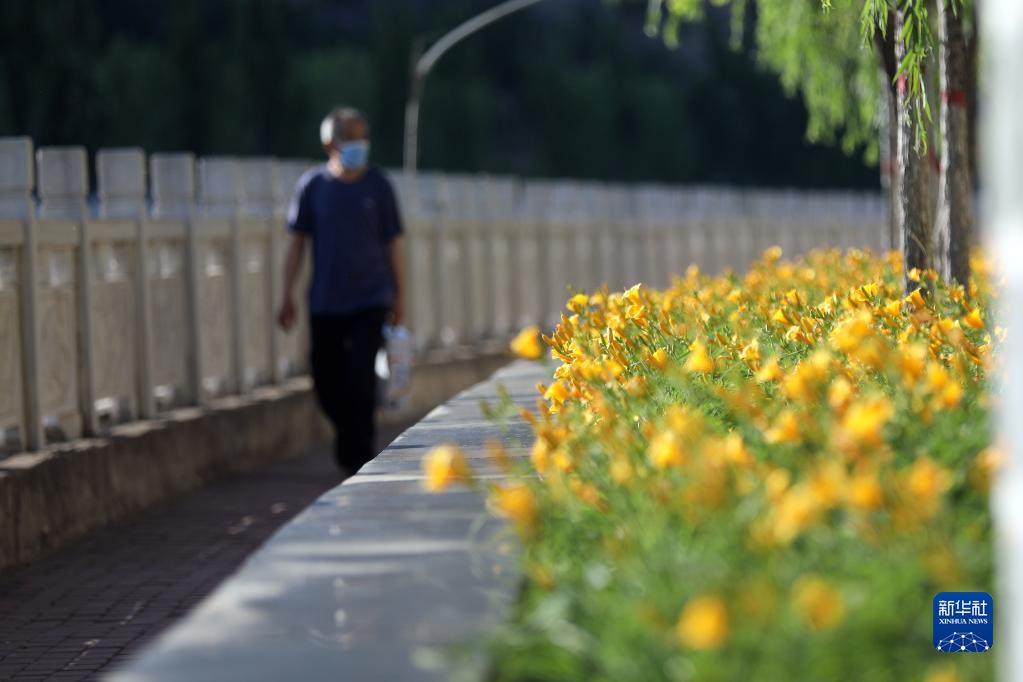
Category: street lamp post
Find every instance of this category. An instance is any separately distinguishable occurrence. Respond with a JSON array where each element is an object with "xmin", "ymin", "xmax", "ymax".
[{"xmin": 402, "ymin": 0, "xmax": 546, "ymax": 201}]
